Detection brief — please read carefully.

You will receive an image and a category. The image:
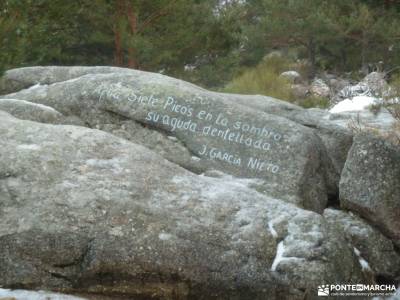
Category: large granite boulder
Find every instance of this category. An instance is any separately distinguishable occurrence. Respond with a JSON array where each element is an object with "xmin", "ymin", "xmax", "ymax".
[
  {"xmin": 0, "ymin": 111, "xmax": 364, "ymax": 299},
  {"xmin": 1, "ymin": 68, "xmax": 336, "ymax": 212},
  {"xmin": 324, "ymin": 209, "xmax": 400, "ymax": 280},
  {"xmin": 0, "ymin": 66, "xmax": 136, "ymax": 95},
  {"xmin": 2, "ymin": 66, "xmax": 355, "ymax": 204},
  {"xmin": 340, "ymin": 134, "xmax": 400, "ymax": 247},
  {"xmin": 0, "ymin": 66, "xmax": 305, "ymax": 126}
]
